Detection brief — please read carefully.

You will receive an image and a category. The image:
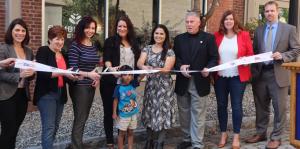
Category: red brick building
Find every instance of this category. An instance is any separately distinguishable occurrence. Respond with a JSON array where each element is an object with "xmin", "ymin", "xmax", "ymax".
[
  {"xmin": 207, "ymin": 0, "xmax": 245, "ymax": 32},
  {"xmin": 0, "ymin": 0, "xmax": 289, "ymax": 110},
  {"xmin": 0, "ymin": 0, "xmax": 291, "ymax": 50},
  {"xmin": 0, "ymin": 0, "xmax": 42, "ymax": 52}
]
